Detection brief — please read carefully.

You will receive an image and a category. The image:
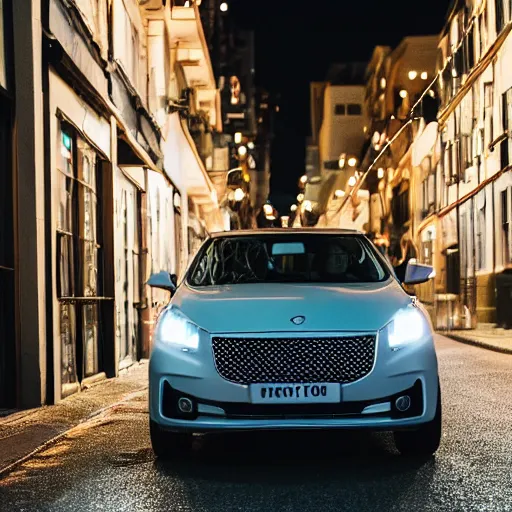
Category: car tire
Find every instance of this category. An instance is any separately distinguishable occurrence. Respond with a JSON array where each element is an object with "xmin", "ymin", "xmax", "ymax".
[
  {"xmin": 394, "ymin": 386, "xmax": 442, "ymax": 457},
  {"xmin": 150, "ymin": 420, "xmax": 192, "ymax": 459}
]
